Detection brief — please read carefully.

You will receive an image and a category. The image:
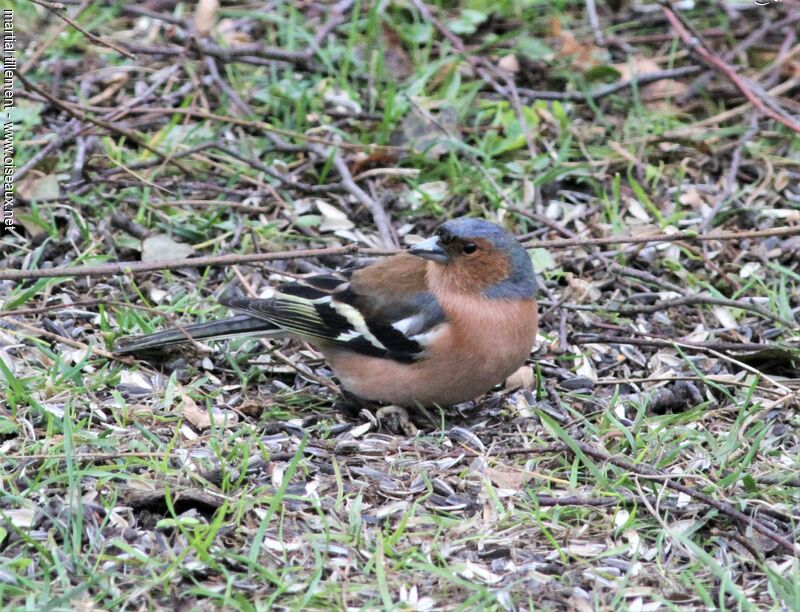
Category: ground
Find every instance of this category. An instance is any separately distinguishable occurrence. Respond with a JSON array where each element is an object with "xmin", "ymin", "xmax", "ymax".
[{"xmin": 2, "ymin": 0, "xmax": 800, "ymax": 610}]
